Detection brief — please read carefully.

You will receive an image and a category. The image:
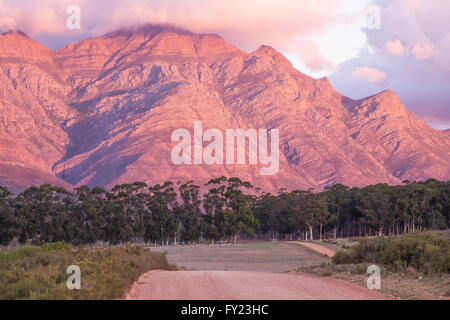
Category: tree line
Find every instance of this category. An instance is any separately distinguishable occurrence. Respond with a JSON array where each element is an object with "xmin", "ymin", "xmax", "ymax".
[{"xmin": 0, "ymin": 177, "xmax": 448, "ymax": 246}]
